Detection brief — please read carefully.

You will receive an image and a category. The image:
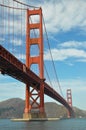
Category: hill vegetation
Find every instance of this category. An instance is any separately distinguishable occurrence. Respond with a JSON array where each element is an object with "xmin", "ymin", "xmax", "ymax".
[{"xmin": 0, "ymin": 98, "xmax": 86, "ymax": 118}]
